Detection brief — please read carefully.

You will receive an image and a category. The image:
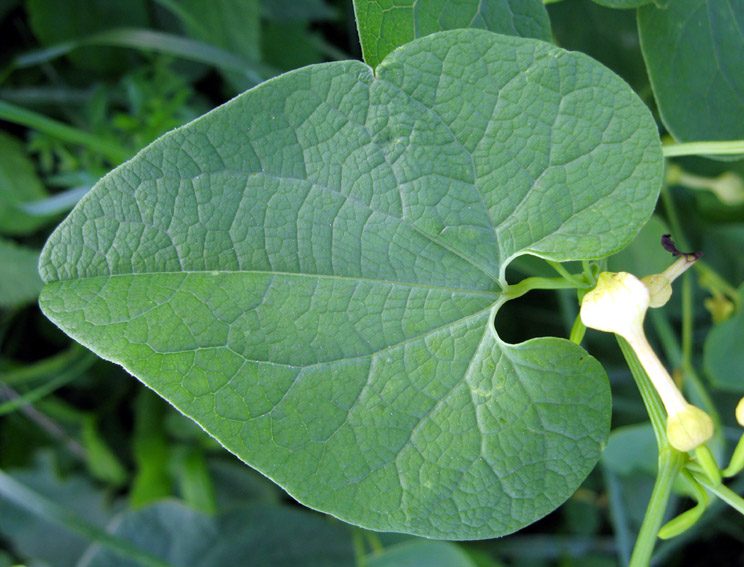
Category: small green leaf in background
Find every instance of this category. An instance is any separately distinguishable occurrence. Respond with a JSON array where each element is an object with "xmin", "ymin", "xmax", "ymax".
[
  {"xmin": 209, "ymin": 459, "xmax": 281, "ymax": 508},
  {"xmin": 79, "ymin": 501, "xmax": 355, "ymax": 567},
  {"xmin": 165, "ymin": 0, "xmax": 260, "ymax": 60},
  {"xmin": 704, "ymin": 285, "xmax": 744, "ymax": 393},
  {"xmin": 39, "ymin": 30, "xmax": 662, "ymax": 539},
  {"xmin": 702, "ymin": 220, "xmax": 744, "ymax": 286},
  {"xmin": 547, "ymin": 0, "xmax": 649, "ymax": 94},
  {"xmin": 0, "ymin": 238, "xmax": 42, "ymax": 308},
  {"xmin": 639, "ymin": 0, "xmax": 744, "ymax": 144},
  {"xmin": 590, "ymin": 0, "xmax": 652, "ymax": 9},
  {"xmin": 130, "ymin": 389, "xmax": 173, "ymax": 508},
  {"xmin": 353, "ymin": 0, "xmax": 551, "ymax": 69},
  {"xmin": 82, "ymin": 415, "xmax": 128, "ymax": 487},
  {"xmin": 602, "ymin": 423, "xmax": 657, "ymax": 478},
  {"xmin": 261, "ymin": 21, "xmax": 324, "ymax": 71},
  {"xmin": 0, "ymin": 454, "xmax": 115, "ymax": 567},
  {"xmin": 0, "ymin": 131, "xmax": 50, "ymax": 235},
  {"xmin": 170, "ymin": 446, "xmax": 217, "ymax": 514},
  {"xmin": 160, "ymin": 0, "xmax": 261, "ymax": 90},
  {"xmin": 368, "ymin": 540, "xmax": 477, "ymax": 567},
  {"xmin": 0, "ymin": 0, "xmax": 18, "ymax": 21},
  {"xmin": 259, "ymin": 0, "xmax": 336, "ymax": 22},
  {"xmin": 26, "ymin": 0, "xmax": 150, "ymax": 73}
]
